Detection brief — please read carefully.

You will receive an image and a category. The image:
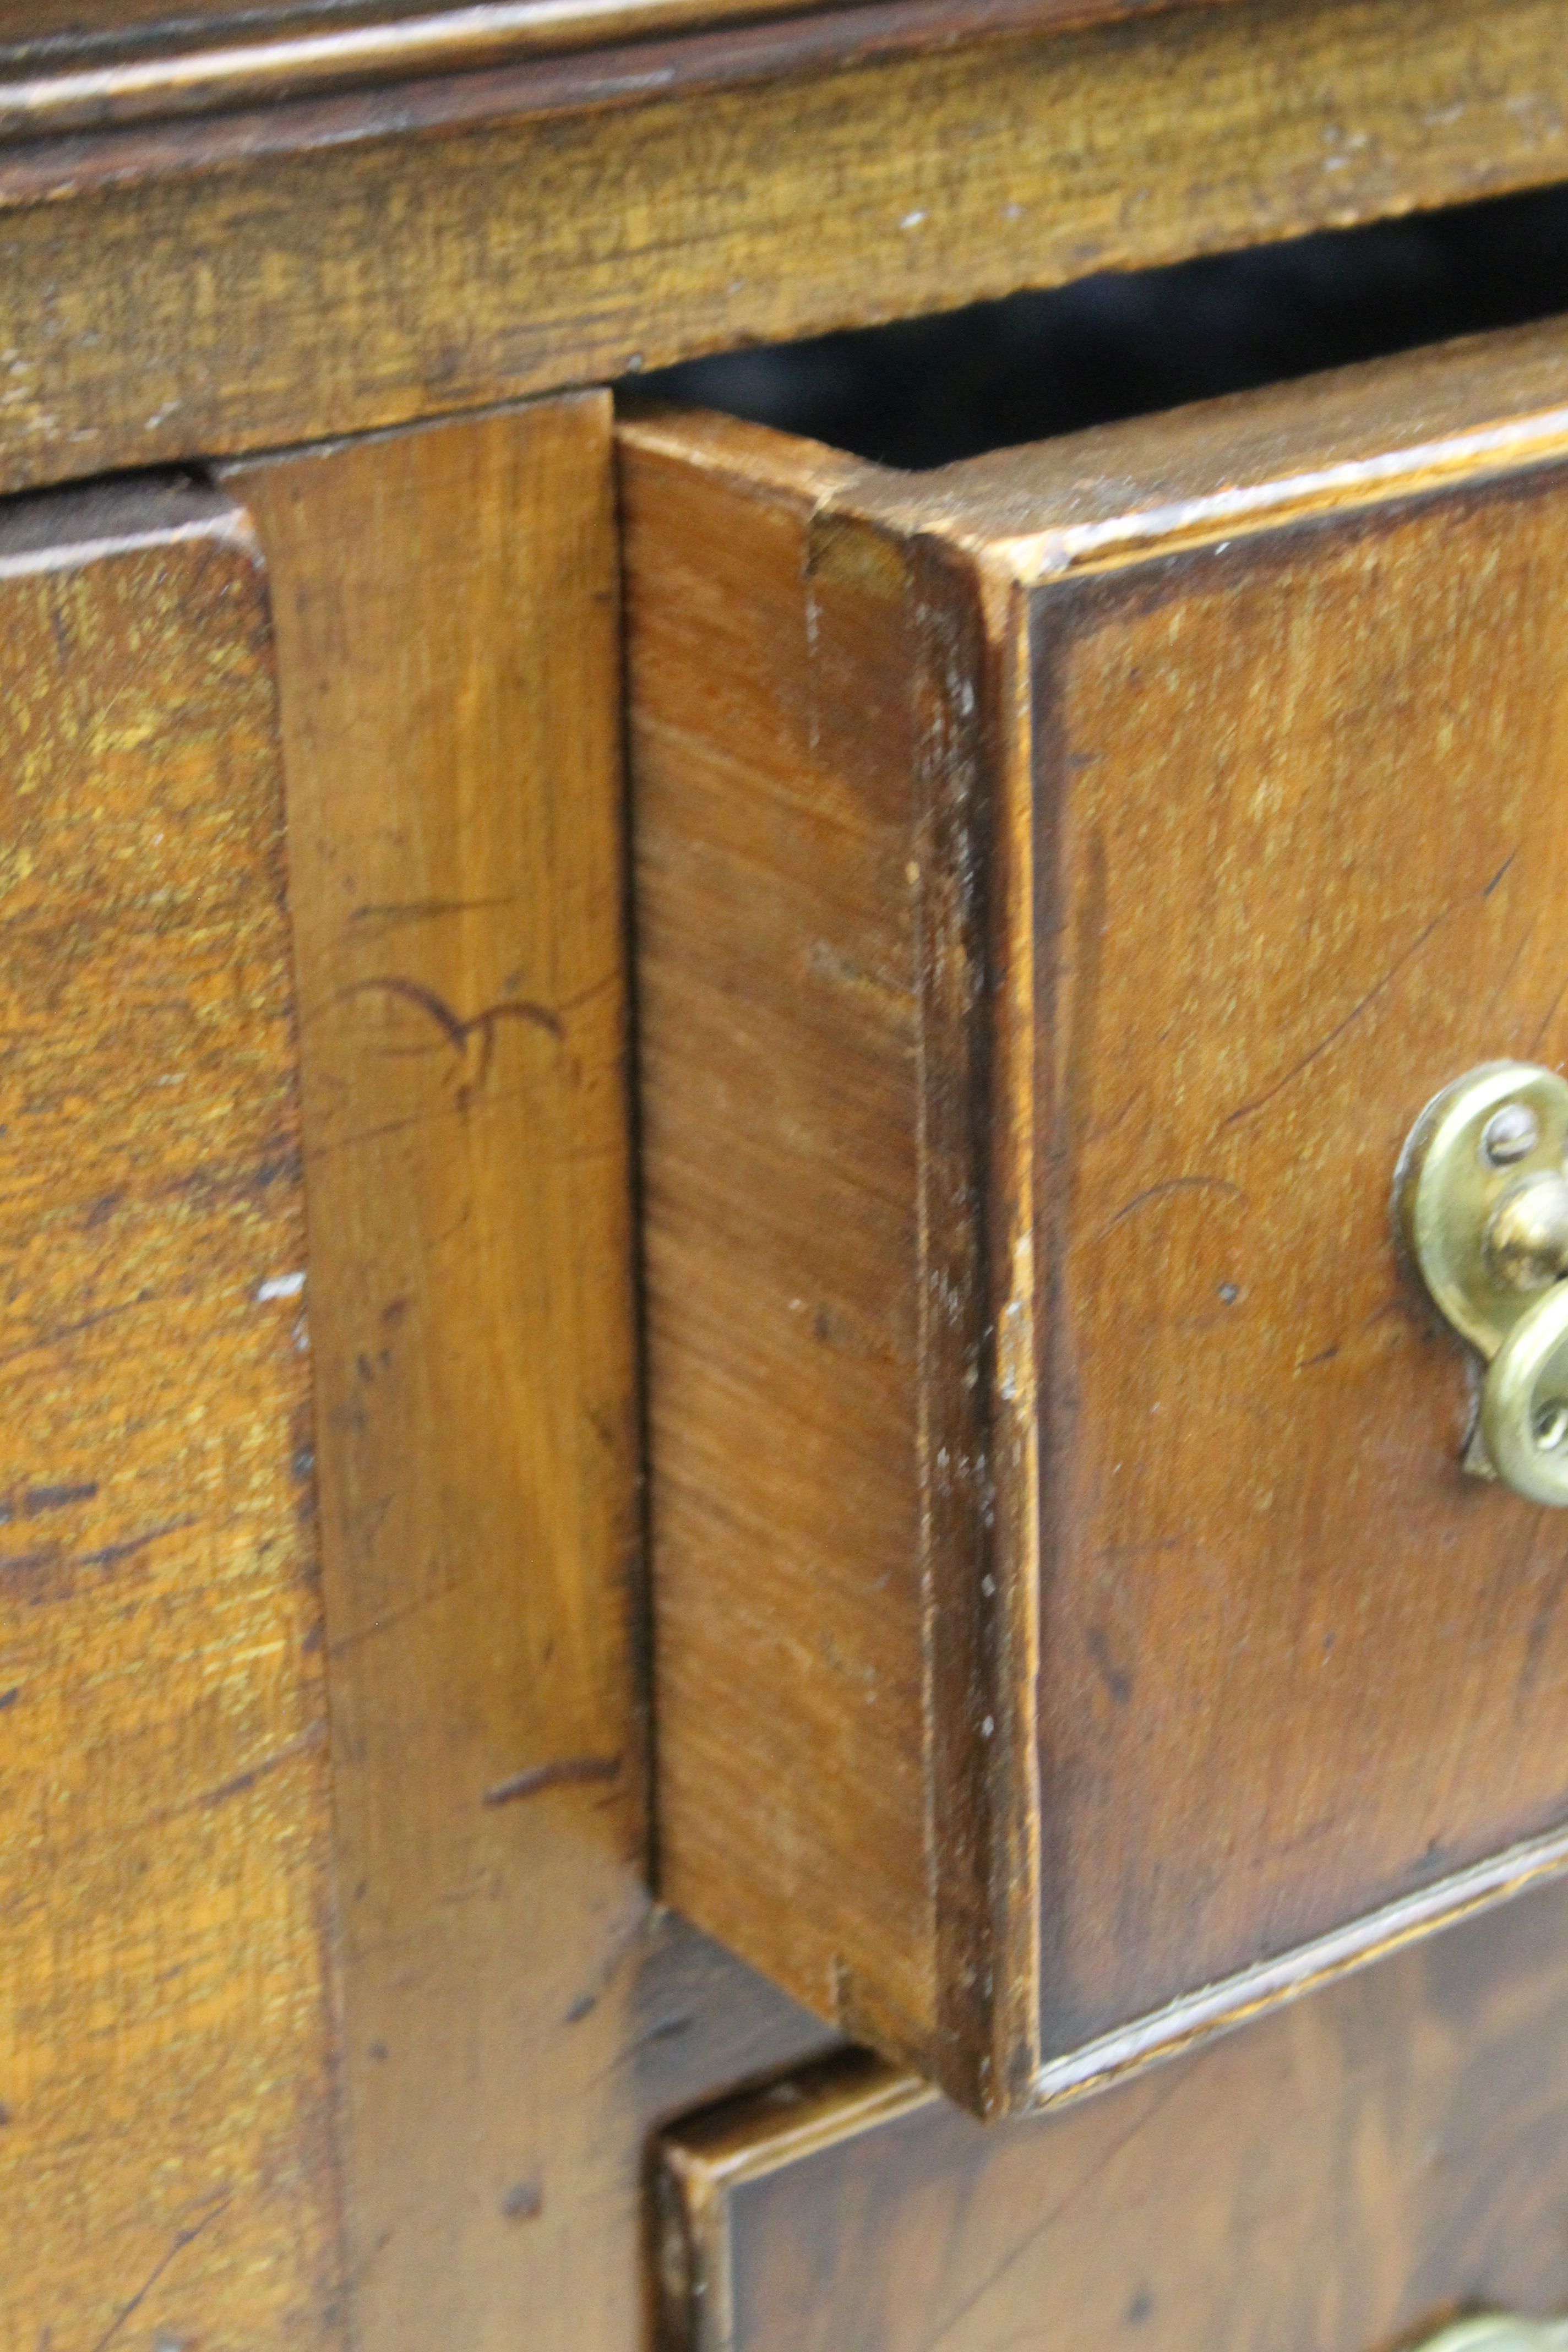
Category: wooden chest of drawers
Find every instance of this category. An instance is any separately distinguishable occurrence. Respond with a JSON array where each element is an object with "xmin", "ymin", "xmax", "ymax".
[{"xmin": 8, "ymin": 1, "xmax": 1568, "ymax": 2345}]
